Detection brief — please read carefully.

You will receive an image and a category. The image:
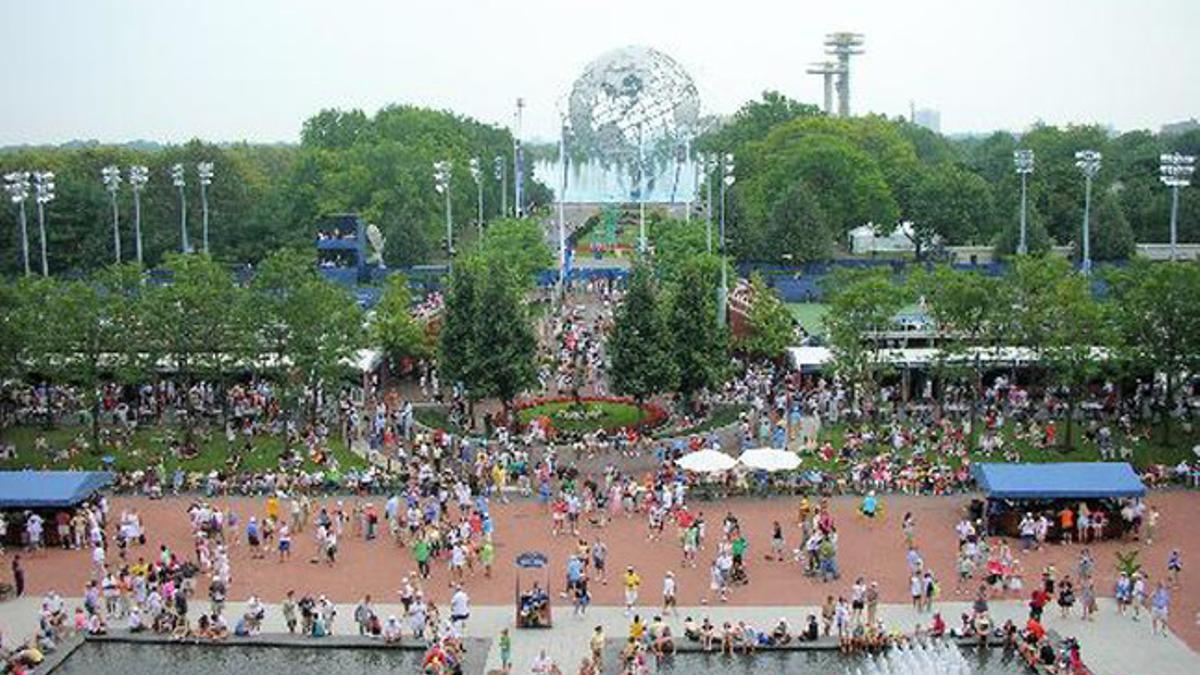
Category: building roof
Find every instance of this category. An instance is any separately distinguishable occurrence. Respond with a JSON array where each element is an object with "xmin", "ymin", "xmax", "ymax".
[
  {"xmin": 0, "ymin": 471, "xmax": 114, "ymax": 509},
  {"xmin": 973, "ymin": 462, "xmax": 1145, "ymax": 500}
]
